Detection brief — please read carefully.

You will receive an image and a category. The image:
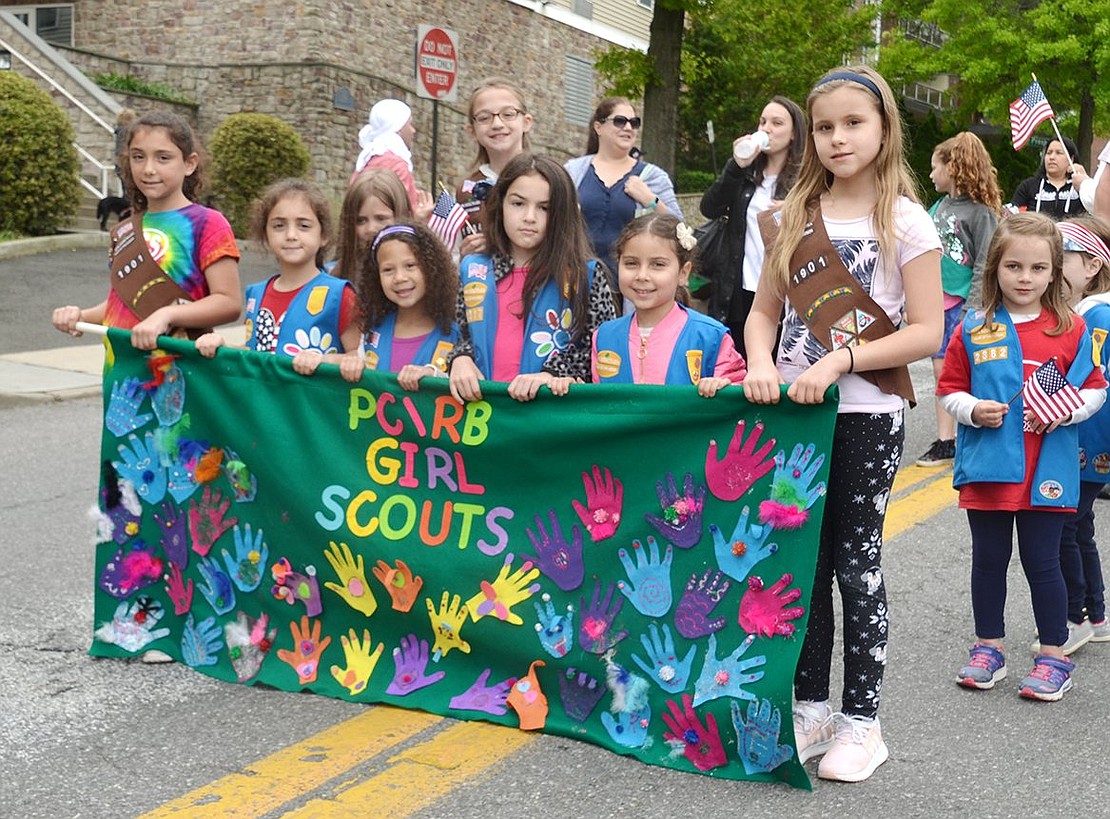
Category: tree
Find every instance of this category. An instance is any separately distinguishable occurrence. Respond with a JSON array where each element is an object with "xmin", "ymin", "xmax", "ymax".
[{"xmin": 878, "ymin": 0, "xmax": 1110, "ymax": 165}]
